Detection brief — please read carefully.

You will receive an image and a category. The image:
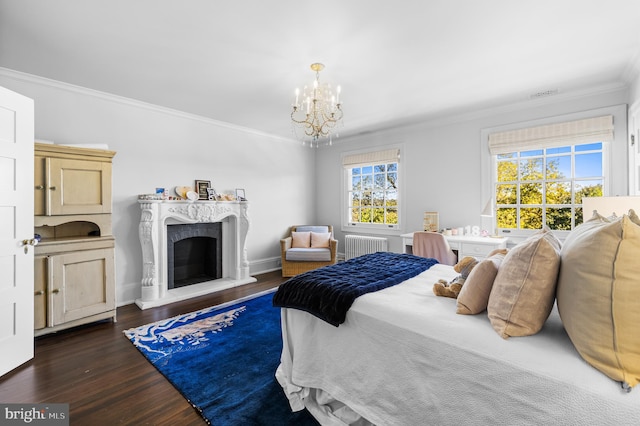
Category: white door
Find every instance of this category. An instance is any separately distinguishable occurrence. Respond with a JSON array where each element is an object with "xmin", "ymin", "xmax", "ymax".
[
  {"xmin": 629, "ymin": 106, "xmax": 640, "ymax": 195},
  {"xmin": 0, "ymin": 86, "xmax": 35, "ymax": 377}
]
